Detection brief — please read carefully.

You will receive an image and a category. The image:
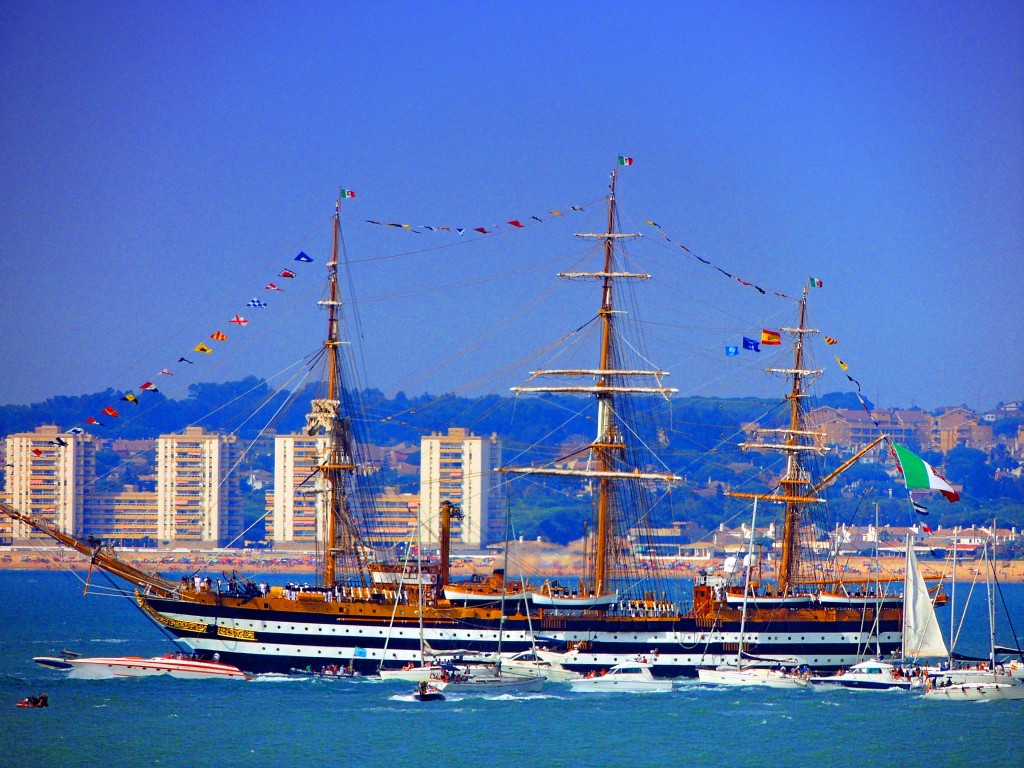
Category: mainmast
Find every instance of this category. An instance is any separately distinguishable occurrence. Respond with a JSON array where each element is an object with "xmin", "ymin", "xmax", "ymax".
[
  {"xmin": 305, "ymin": 199, "xmax": 362, "ymax": 587},
  {"xmin": 726, "ymin": 285, "xmax": 827, "ymax": 595},
  {"xmin": 502, "ymin": 167, "xmax": 678, "ymax": 598}
]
